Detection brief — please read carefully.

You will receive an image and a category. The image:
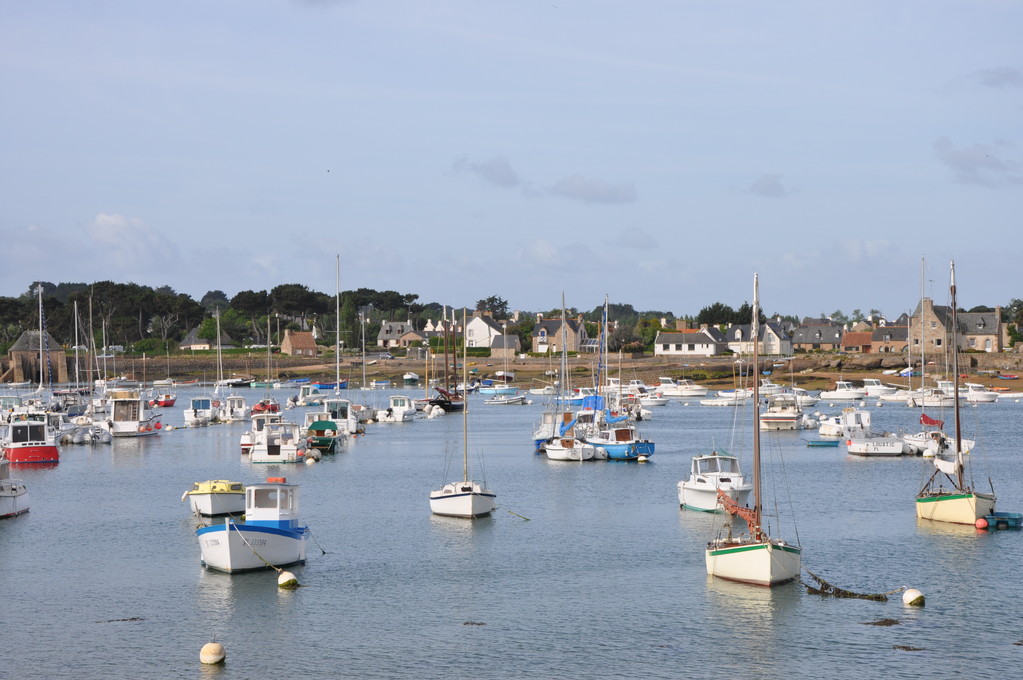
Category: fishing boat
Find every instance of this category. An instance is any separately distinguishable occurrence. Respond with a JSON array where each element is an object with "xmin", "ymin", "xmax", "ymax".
[
  {"xmin": 373, "ymin": 394, "xmax": 416, "ymax": 422},
  {"xmin": 303, "ymin": 412, "xmax": 342, "ymax": 454},
  {"xmin": 706, "ymin": 273, "xmax": 802, "ymax": 586},
  {"xmin": 429, "ymin": 310, "xmax": 496, "ymax": 518},
  {"xmin": 240, "ymin": 412, "xmax": 284, "ymax": 454},
  {"xmin": 585, "ymin": 422, "xmax": 654, "ymax": 461},
  {"xmin": 818, "ymin": 380, "xmax": 867, "ymax": 401},
  {"xmin": 2, "ymin": 415, "xmax": 60, "ymax": 464},
  {"xmin": 183, "ymin": 396, "xmax": 219, "ymax": 427},
  {"xmin": 484, "ymin": 393, "xmax": 528, "ymax": 406},
  {"xmin": 97, "ymin": 388, "xmax": 163, "ymax": 437},
  {"xmin": 677, "ymin": 451, "xmax": 752, "ymax": 512},
  {"xmin": 196, "ymin": 477, "xmax": 307, "ymax": 573},
  {"xmin": 915, "ymin": 261, "xmax": 996, "ymax": 525},
  {"xmin": 249, "ymin": 420, "xmax": 308, "ymax": 464},
  {"xmin": 149, "ymin": 393, "xmax": 177, "ymax": 407},
  {"xmin": 182, "ymin": 480, "xmax": 245, "ymax": 517},
  {"xmin": 0, "ymin": 460, "xmax": 30, "ymax": 518},
  {"xmin": 222, "ymin": 394, "xmax": 250, "ymax": 422}
]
